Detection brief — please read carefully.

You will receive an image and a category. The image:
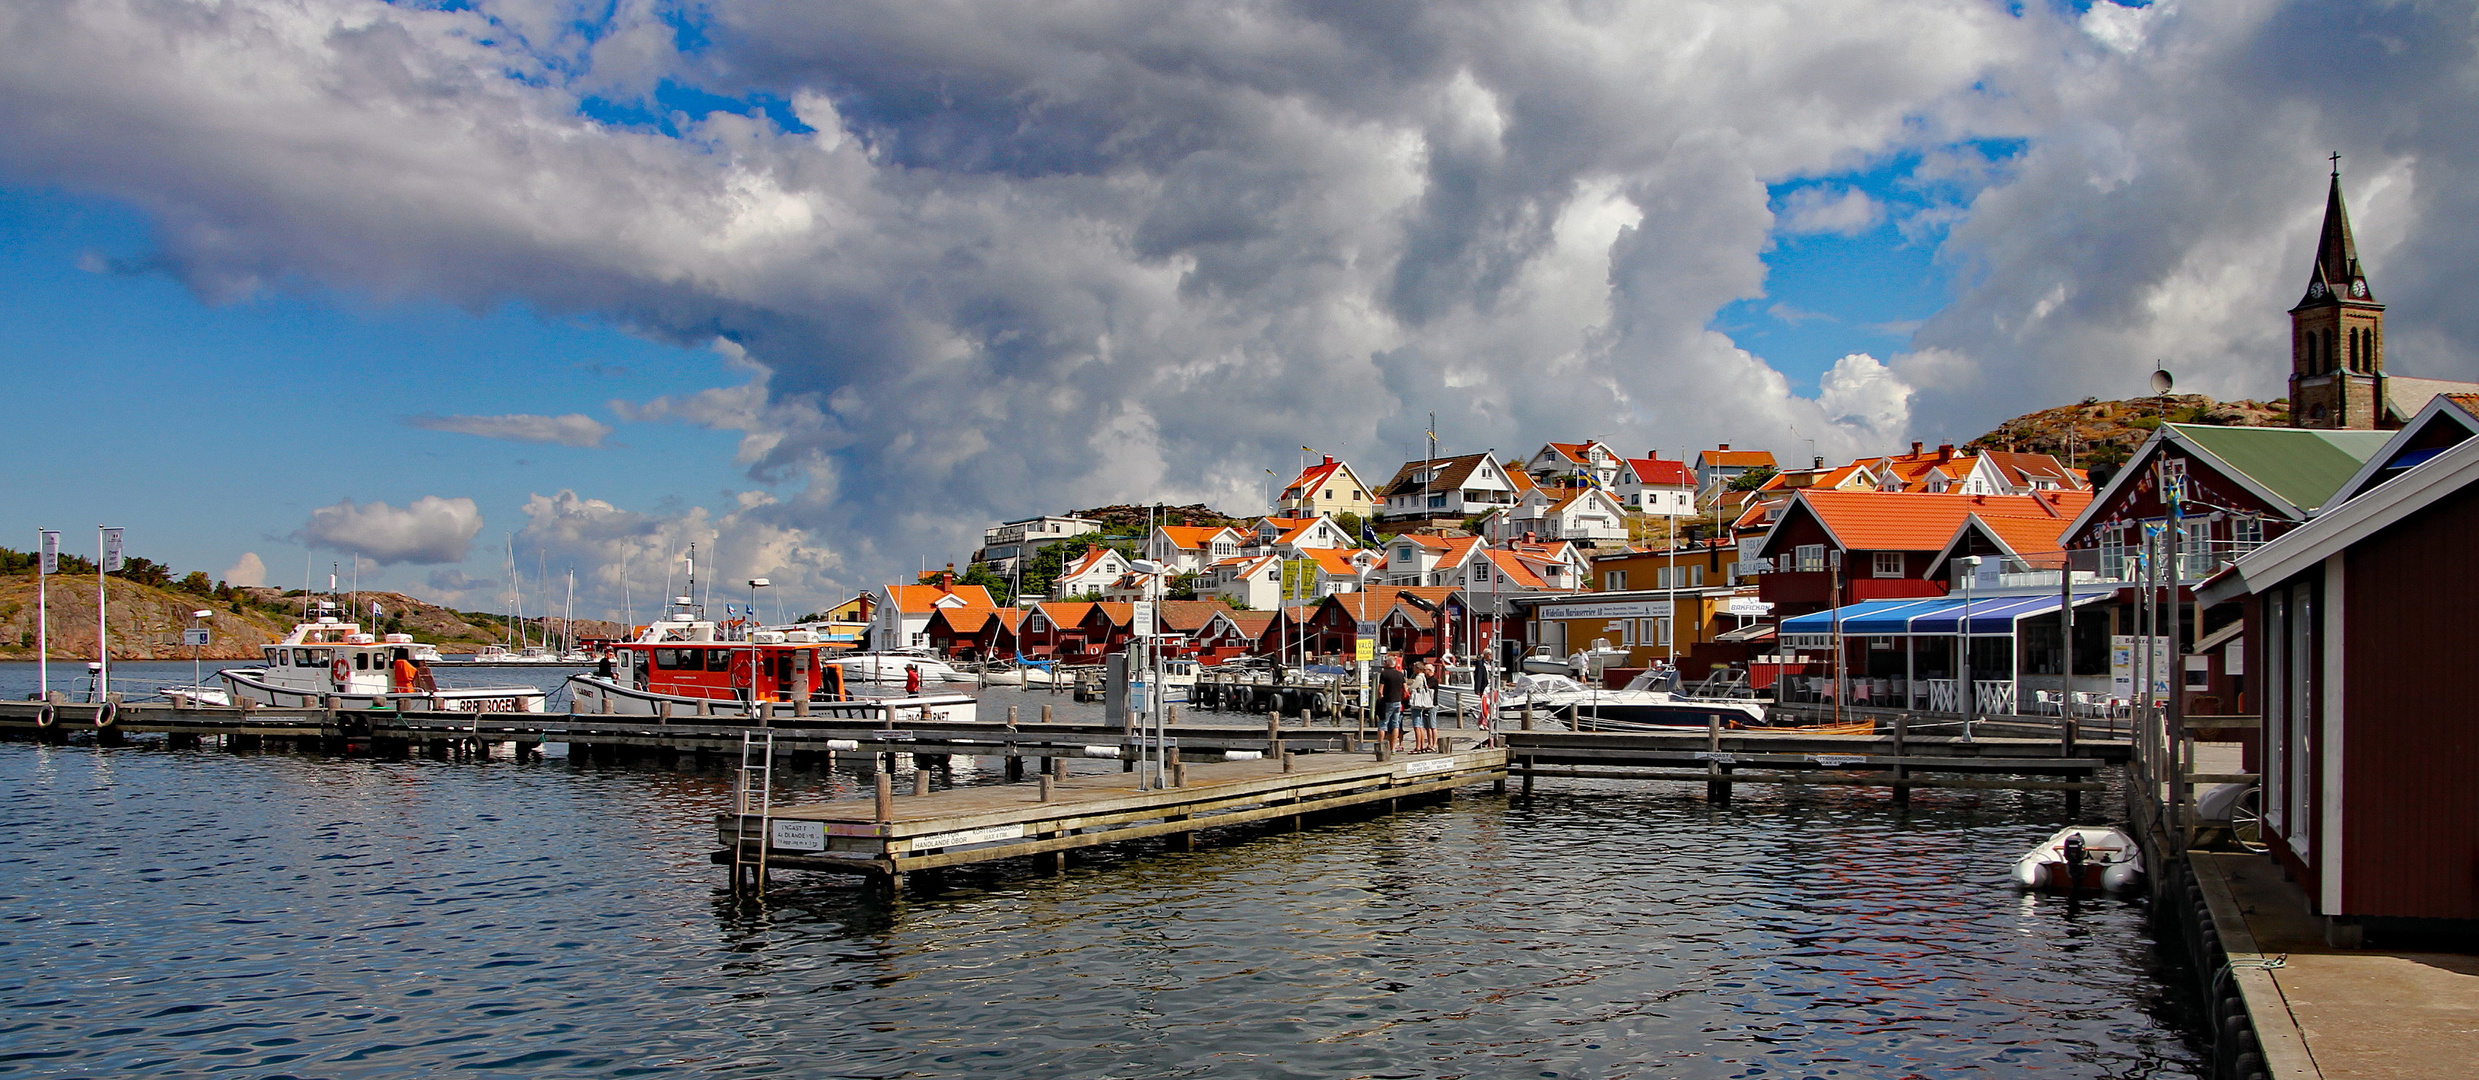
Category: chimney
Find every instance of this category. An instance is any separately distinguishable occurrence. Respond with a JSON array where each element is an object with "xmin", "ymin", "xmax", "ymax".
[
  {"xmin": 1717, "ymin": 443, "xmax": 1730, "ymax": 452},
  {"xmin": 1813, "ymin": 456, "xmax": 1824, "ymax": 469},
  {"xmin": 1937, "ymin": 443, "xmax": 1954, "ymax": 462},
  {"xmin": 1322, "ymin": 455, "xmax": 1335, "ymax": 465},
  {"xmin": 1911, "ymin": 441, "xmax": 1924, "ymax": 456}
]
